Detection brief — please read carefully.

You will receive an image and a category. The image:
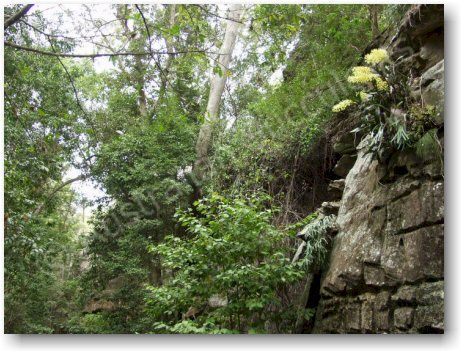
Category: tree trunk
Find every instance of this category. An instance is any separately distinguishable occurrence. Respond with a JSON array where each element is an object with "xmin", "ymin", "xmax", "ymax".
[
  {"xmin": 368, "ymin": 5, "xmax": 381, "ymax": 39},
  {"xmin": 294, "ymin": 273, "xmax": 314, "ymax": 333},
  {"xmin": 162, "ymin": 4, "xmax": 177, "ymax": 88},
  {"xmin": 135, "ymin": 55, "xmax": 148, "ymax": 118},
  {"xmin": 193, "ymin": 4, "xmax": 244, "ymax": 189},
  {"xmin": 117, "ymin": 5, "xmax": 148, "ymax": 119}
]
